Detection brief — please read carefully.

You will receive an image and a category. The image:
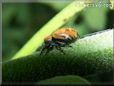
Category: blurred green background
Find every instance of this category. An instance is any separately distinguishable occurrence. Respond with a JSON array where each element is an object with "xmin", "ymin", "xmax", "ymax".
[{"xmin": 2, "ymin": 1, "xmax": 114, "ymax": 84}]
